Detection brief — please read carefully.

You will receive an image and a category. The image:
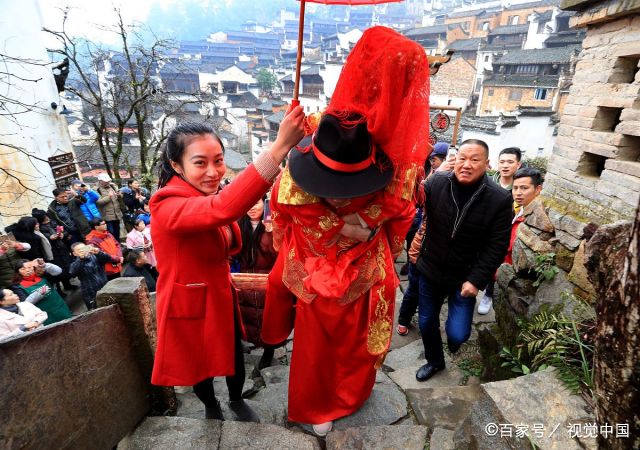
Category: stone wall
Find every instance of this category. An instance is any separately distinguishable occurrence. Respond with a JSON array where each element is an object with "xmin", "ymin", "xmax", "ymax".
[
  {"xmin": 539, "ymin": 6, "xmax": 640, "ymax": 299},
  {"xmin": 0, "ymin": 305, "xmax": 149, "ymax": 450},
  {"xmin": 430, "ymin": 56, "xmax": 476, "ymax": 102}
]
